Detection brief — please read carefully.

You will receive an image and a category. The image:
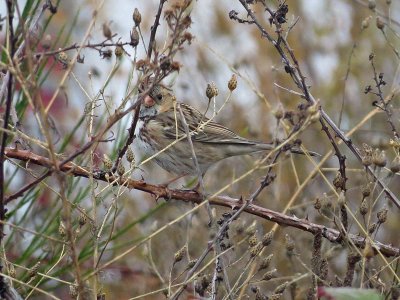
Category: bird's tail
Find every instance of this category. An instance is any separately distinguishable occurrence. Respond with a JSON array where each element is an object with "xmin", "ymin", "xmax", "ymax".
[{"xmin": 256, "ymin": 143, "xmax": 320, "ymax": 157}]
